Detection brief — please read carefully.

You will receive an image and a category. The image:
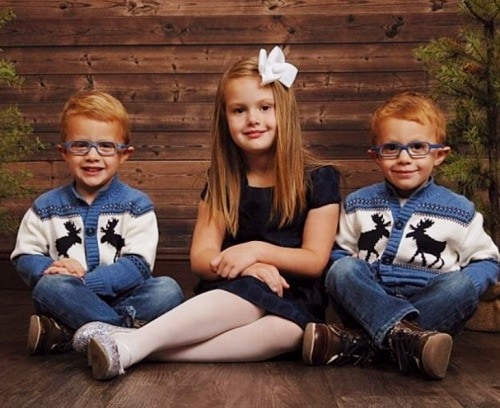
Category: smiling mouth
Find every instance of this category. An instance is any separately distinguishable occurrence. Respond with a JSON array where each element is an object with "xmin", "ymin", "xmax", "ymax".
[
  {"xmin": 393, "ymin": 168, "xmax": 417, "ymax": 174},
  {"xmin": 83, "ymin": 167, "xmax": 103, "ymax": 173},
  {"xmin": 394, "ymin": 172, "xmax": 418, "ymax": 180},
  {"xmin": 247, "ymin": 132, "xmax": 266, "ymax": 140}
]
